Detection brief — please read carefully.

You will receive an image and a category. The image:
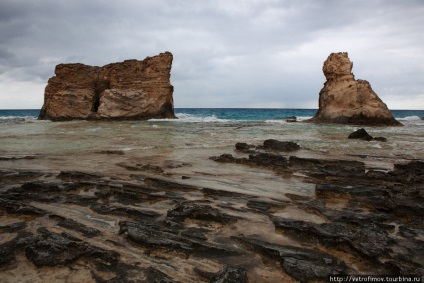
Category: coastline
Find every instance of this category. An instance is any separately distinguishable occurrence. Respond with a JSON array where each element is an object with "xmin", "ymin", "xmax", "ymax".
[{"xmin": 1, "ymin": 109, "xmax": 423, "ymax": 282}]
